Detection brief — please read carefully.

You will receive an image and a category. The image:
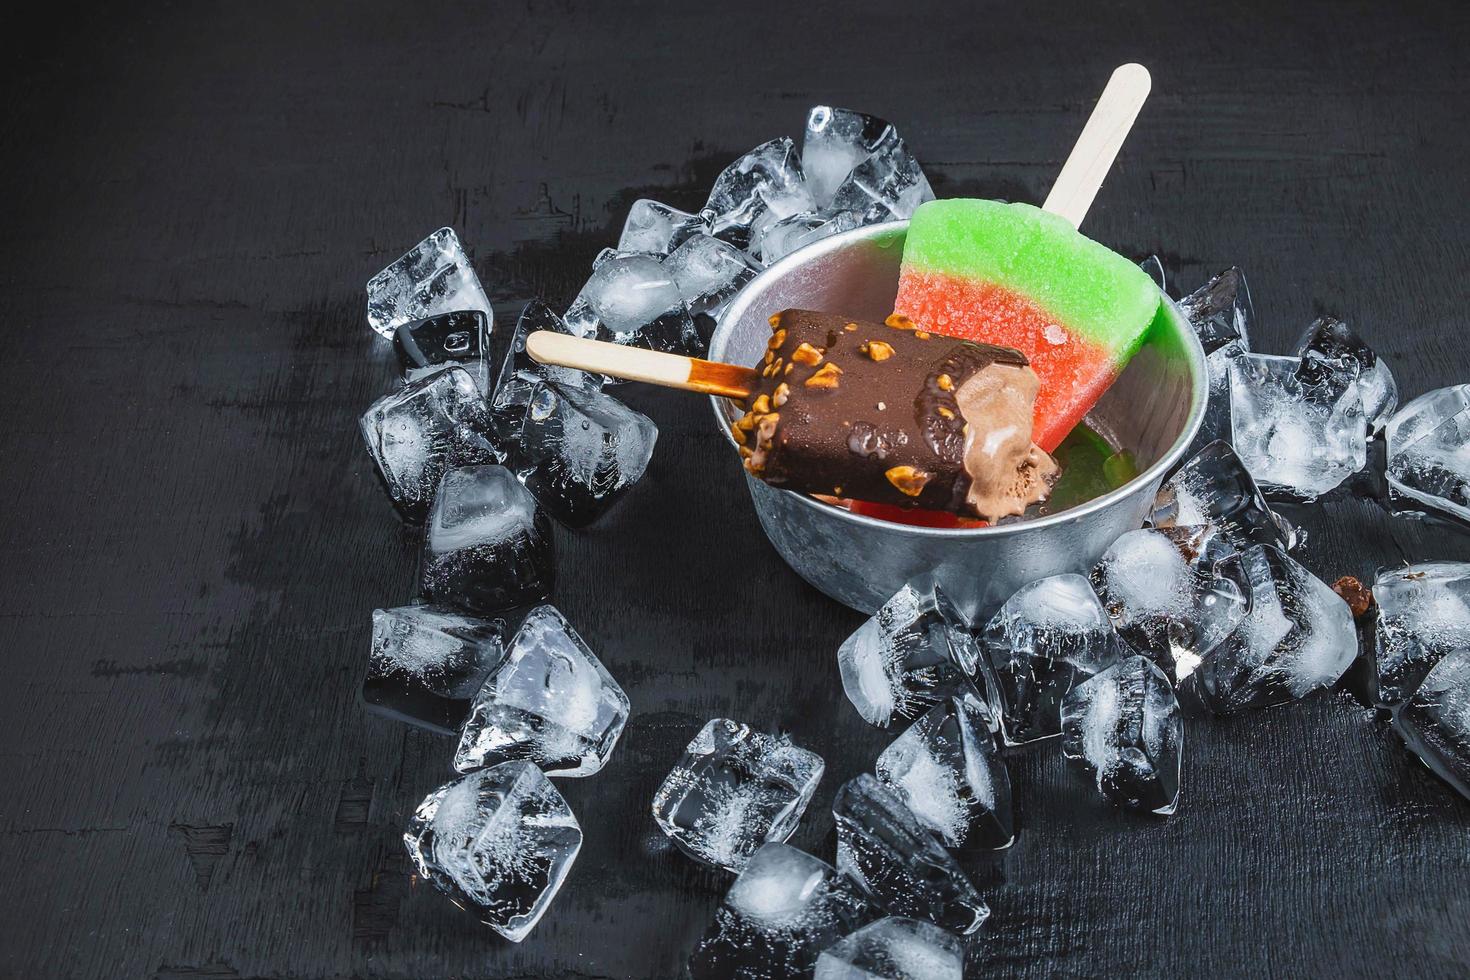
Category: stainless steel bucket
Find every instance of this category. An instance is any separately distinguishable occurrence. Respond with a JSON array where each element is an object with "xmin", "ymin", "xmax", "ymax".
[{"xmin": 708, "ymin": 221, "xmax": 1208, "ymax": 621}]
